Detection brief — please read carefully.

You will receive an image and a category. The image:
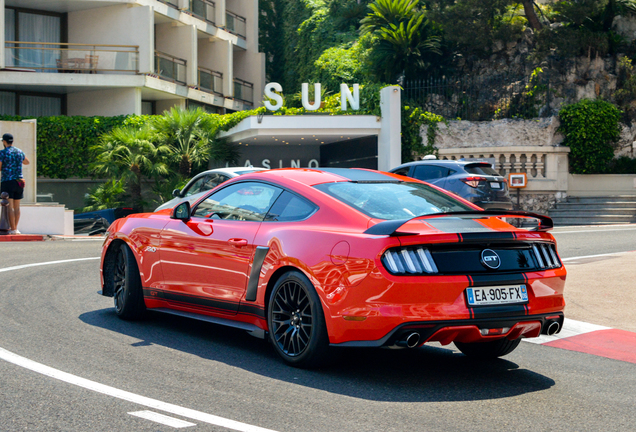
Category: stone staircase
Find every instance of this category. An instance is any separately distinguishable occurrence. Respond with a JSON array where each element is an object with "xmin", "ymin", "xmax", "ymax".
[{"xmin": 548, "ymin": 196, "xmax": 636, "ymax": 226}]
